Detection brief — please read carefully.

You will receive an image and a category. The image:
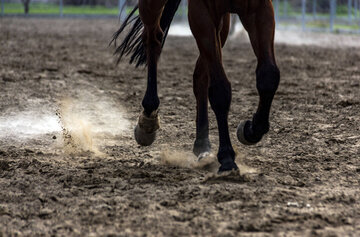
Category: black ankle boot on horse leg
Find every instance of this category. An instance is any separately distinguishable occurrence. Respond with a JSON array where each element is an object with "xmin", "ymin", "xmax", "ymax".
[{"xmin": 237, "ymin": 63, "xmax": 280, "ymax": 145}]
